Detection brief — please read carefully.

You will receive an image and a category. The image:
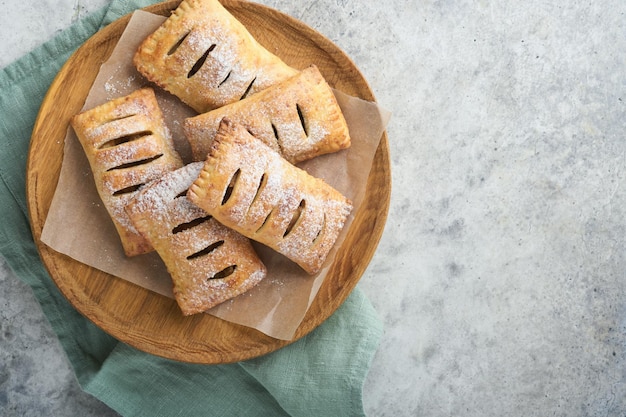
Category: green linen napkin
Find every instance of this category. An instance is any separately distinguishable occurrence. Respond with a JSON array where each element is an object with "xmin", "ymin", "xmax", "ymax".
[{"xmin": 0, "ymin": 1, "xmax": 383, "ymax": 416}]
